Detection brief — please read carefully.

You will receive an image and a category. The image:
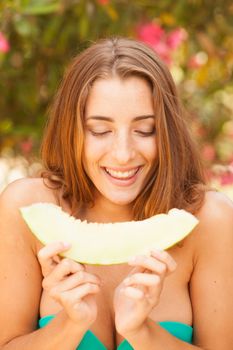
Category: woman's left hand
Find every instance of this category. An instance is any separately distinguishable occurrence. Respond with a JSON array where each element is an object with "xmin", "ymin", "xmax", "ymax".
[{"xmin": 113, "ymin": 249, "xmax": 177, "ymax": 337}]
